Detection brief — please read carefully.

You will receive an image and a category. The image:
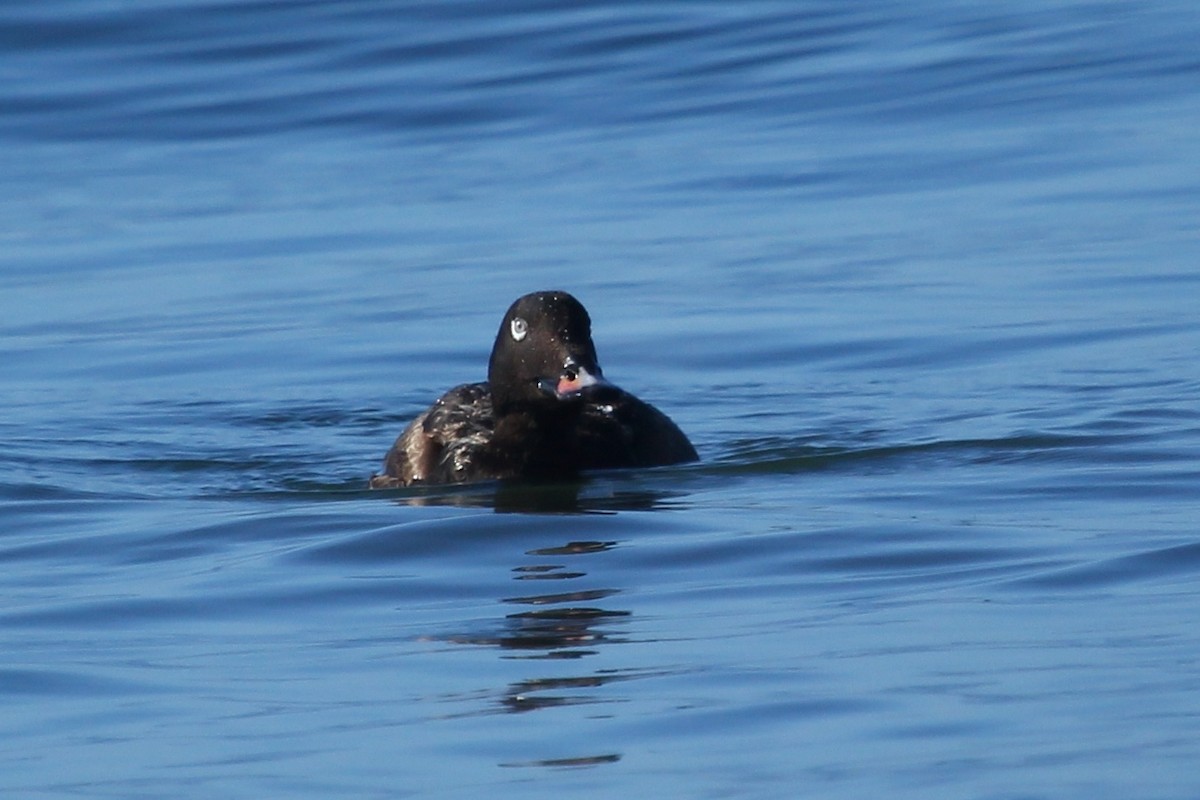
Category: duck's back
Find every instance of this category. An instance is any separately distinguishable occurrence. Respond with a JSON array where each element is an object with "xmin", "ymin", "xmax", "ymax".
[{"xmin": 369, "ymin": 382, "xmax": 494, "ymax": 488}]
